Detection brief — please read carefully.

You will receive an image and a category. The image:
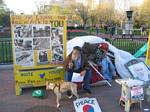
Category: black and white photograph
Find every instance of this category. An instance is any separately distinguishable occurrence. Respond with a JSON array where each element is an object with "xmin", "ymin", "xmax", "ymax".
[
  {"xmin": 32, "ymin": 25, "xmax": 51, "ymax": 37},
  {"xmin": 51, "ymin": 45, "xmax": 64, "ymax": 63},
  {"xmin": 37, "ymin": 50, "xmax": 49, "ymax": 64},
  {"xmin": 15, "ymin": 51, "xmax": 34, "ymax": 66},
  {"xmin": 51, "ymin": 35, "xmax": 63, "ymax": 46},
  {"xmin": 13, "ymin": 25, "xmax": 32, "ymax": 38},
  {"xmin": 14, "ymin": 38, "xmax": 33, "ymax": 52},
  {"xmin": 33, "ymin": 38, "xmax": 50, "ymax": 50},
  {"xmin": 51, "ymin": 27, "xmax": 63, "ymax": 37}
]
